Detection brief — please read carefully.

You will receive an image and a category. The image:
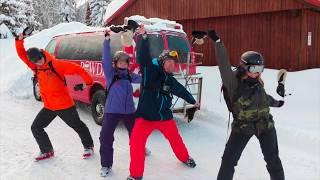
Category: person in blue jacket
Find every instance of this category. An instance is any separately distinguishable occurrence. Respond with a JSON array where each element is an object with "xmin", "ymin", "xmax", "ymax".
[
  {"xmin": 99, "ymin": 30, "xmax": 142, "ymax": 177},
  {"xmin": 127, "ymin": 25, "xmax": 200, "ymax": 180}
]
